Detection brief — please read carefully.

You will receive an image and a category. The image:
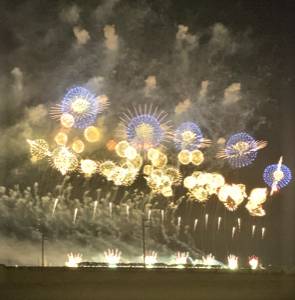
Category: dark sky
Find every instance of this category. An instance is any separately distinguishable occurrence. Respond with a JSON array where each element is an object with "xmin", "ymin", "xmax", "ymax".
[{"xmin": 0, "ymin": 0, "xmax": 294, "ymax": 267}]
